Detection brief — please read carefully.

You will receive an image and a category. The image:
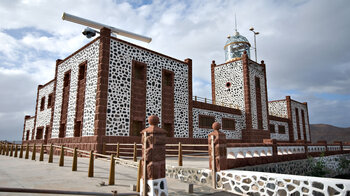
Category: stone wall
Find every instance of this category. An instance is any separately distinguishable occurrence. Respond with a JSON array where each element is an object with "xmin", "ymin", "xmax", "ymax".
[{"xmin": 237, "ymin": 153, "xmax": 350, "ymax": 177}]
